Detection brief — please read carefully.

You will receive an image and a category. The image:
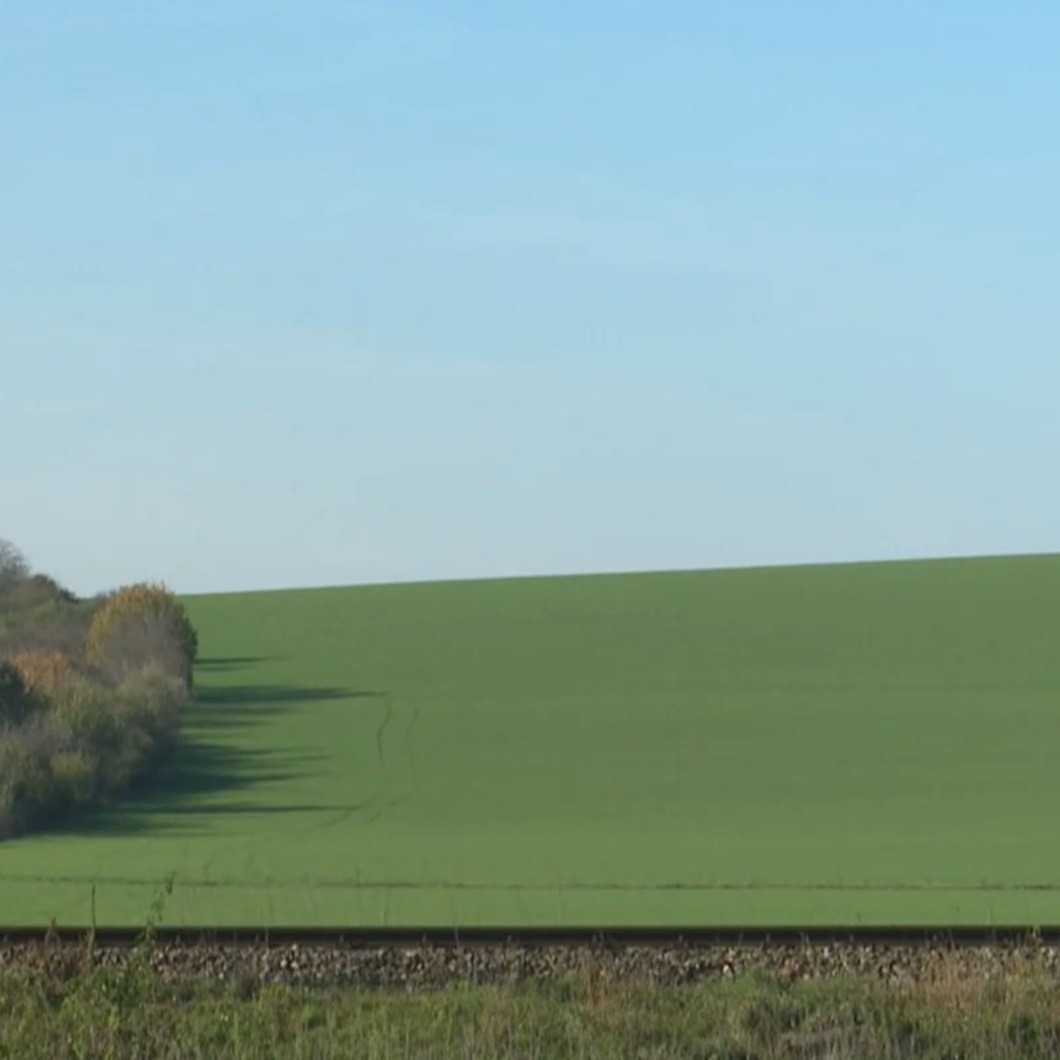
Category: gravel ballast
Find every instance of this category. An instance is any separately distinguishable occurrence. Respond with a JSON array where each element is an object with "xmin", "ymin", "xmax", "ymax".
[{"xmin": 4, "ymin": 937, "xmax": 1060, "ymax": 989}]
